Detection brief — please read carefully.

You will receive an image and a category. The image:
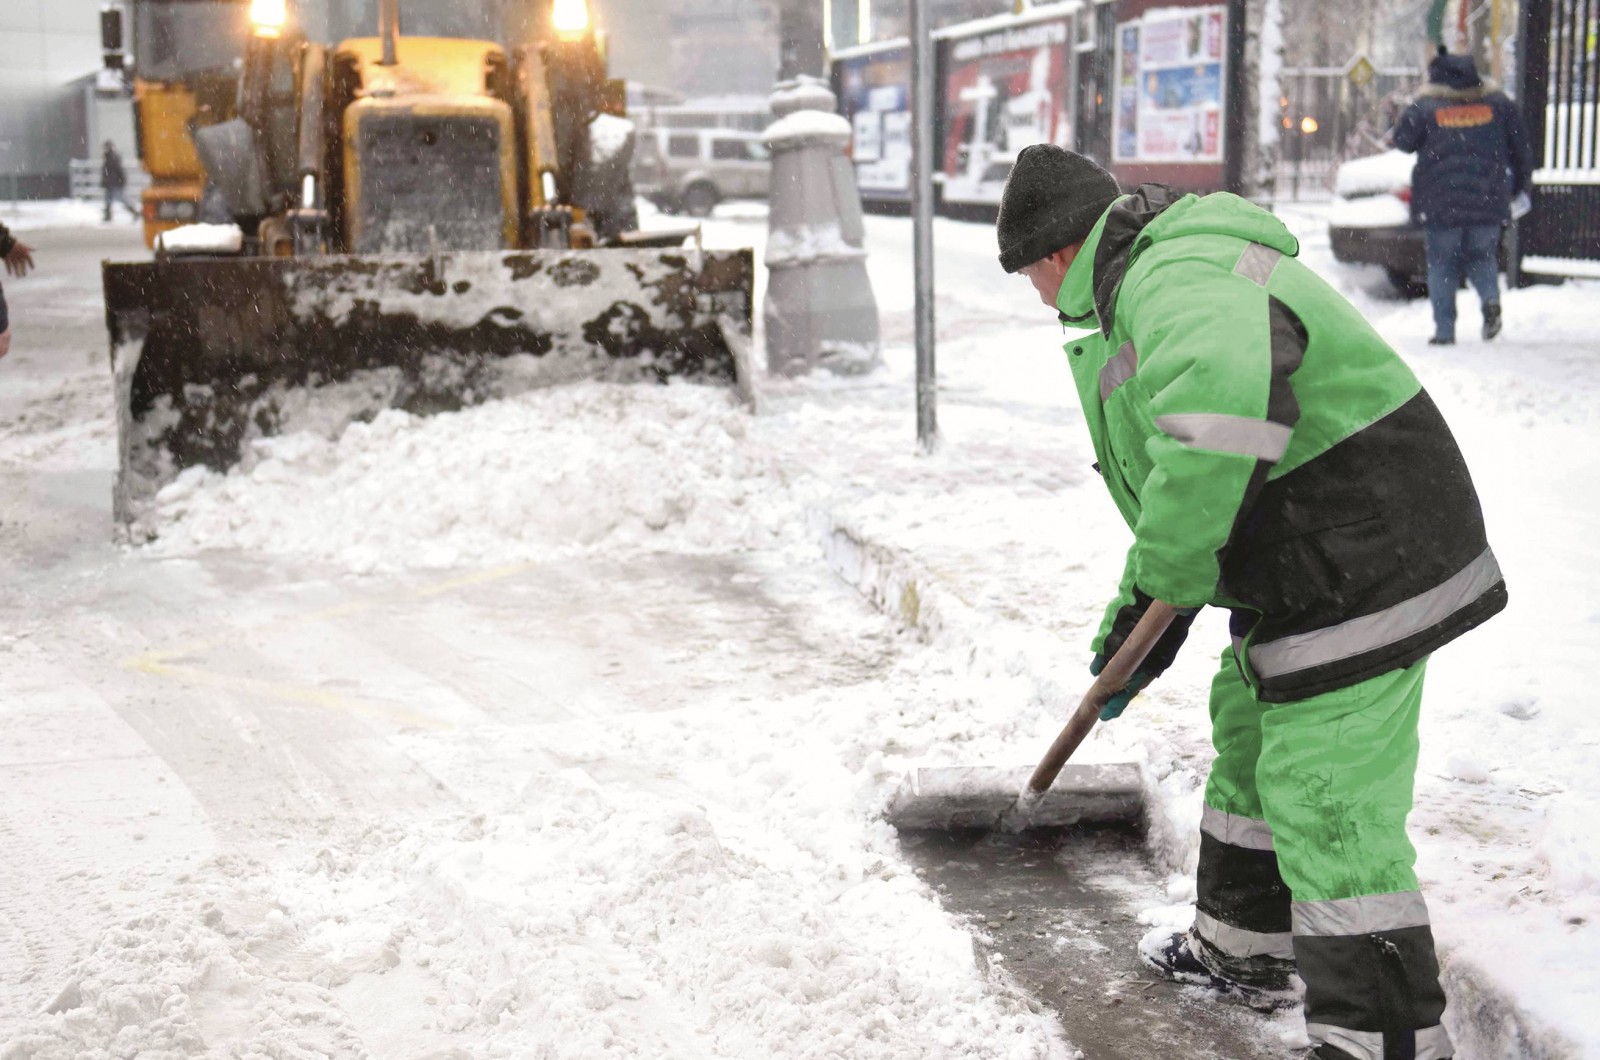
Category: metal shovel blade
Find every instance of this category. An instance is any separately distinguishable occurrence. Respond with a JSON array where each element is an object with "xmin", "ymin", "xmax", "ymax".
[{"xmin": 885, "ymin": 763, "xmax": 1143, "ymax": 831}]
